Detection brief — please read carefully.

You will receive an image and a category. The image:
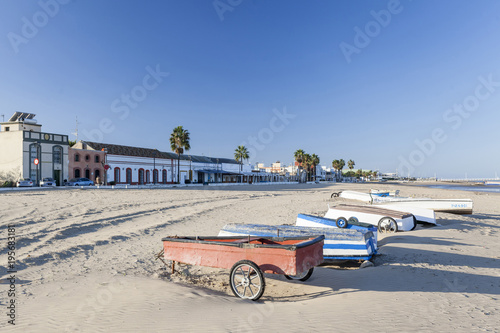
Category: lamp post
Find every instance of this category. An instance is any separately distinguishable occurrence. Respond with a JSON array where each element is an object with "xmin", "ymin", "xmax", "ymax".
[
  {"xmin": 34, "ymin": 141, "xmax": 40, "ymax": 186},
  {"xmin": 102, "ymin": 148, "xmax": 108, "ymax": 186},
  {"xmin": 189, "ymin": 155, "xmax": 192, "ymax": 183}
]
